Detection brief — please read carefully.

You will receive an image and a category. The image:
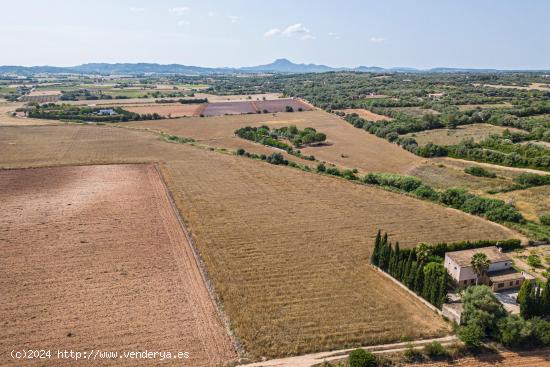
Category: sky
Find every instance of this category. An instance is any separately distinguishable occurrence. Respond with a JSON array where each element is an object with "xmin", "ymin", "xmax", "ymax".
[{"xmin": 1, "ymin": 0, "xmax": 549, "ymax": 69}]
